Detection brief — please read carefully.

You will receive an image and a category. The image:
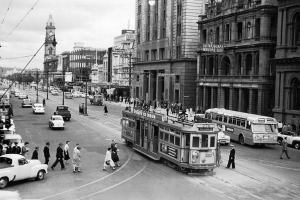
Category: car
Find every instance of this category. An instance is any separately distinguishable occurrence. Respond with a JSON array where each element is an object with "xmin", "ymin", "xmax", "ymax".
[
  {"xmin": 22, "ymin": 99, "xmax": 32, "ymax": 108},
  {"xmin": 277, "ymin": 131, "xmax": 300, "ymax": 149},
  {"xmin": 49, "ymin": 115, "xmax": 65, "ymax": 130},
  {"xmin": 218, "ymin": 131, "xmax": 230, "ymax": 145},
  {"xmin": 2, "ymin": 134, "xmax": 24, "ymax": 148},
  {"xmin": 54, "ymin": 105, "xmax": 71, "ymax": 121},
  {"xmin": 32, "ymin": 103, "xmax": 45, "ymax": 114},
  {"xmin": 0, "ymin": 154, "xmax": 48, "ymax": 189},
  {"xmin": 14, "ymin": 91, "xmax": 20, "ymax": 97},
  {"xmin": 51, "ymin": 90, "xmax": 58, "ymax": 95},
  {"xmin": 72, "ymin": 91, "xmax": 82, "ymax": 98},
  {"xmin": 64, "ymin": 92, "xmax": 73, "ymax": 99},
  {"xmin": 19, "ymin": 93, "xmax": 28, "ymax": 99},
  {"xmin": 90, "ymin": 94, "xmax": 104, "ymax": 106}
]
